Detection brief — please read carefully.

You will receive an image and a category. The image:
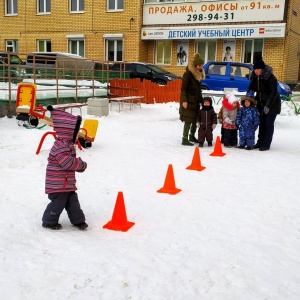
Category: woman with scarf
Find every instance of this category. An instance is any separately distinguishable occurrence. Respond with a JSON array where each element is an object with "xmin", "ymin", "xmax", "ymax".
[{"xmin": 179, "ymin": 53, "xmax": 205, "ymax": 146}]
